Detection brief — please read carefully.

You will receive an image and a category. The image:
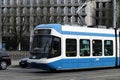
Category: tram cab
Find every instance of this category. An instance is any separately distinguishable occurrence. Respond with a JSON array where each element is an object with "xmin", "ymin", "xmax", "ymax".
[{"xmin": 29, "ymin": 24, "xmax": 62, "ymax": 70}]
